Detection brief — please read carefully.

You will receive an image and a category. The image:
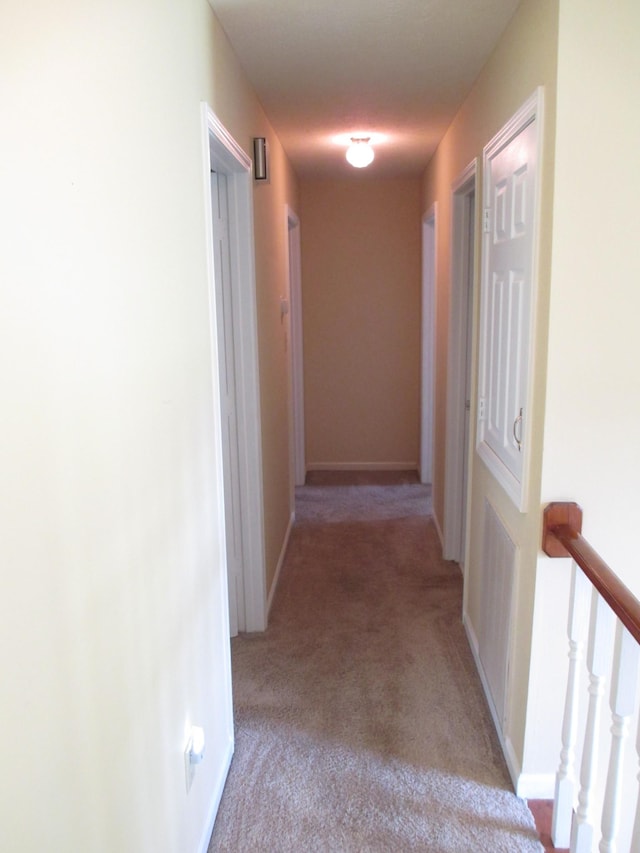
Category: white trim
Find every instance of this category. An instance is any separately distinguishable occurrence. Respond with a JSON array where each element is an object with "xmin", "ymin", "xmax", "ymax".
[
  {"xmin": 206, "ymin": 112, "xmax": 252, "ymax": 172},
  {"xmin": 197, "ymin": 736, "xmax": 234, "ymax": 853},
  {"xmin": 432, "ymin": 512, "xmax": 445, "ymax": 550},
  {"xmin": 514, "ymin": 770, "xmax": 555, "ymax": 800},
  {"xmin": 267, "ymin": 511, "xmax": 295, "ymax": 616},
  {"xmin": 306, "ymin": 461, "xmax": 419, "ymax": 472},
  {"xmin": 476, "ymin": 87, "xmax": 544, "ymax": 512},
  {"xmin": 202, "ymin": 103, "xmax": 267, "ymax": 633},
  {"xmin": 420, "ymin": 205, "xmax": 437, "ymax": 485},
  {"xmin": 443, "ymin": 160, "xmax": 477, "ymax": 562},
  {"xmin": 503, "ymin": 733, "xmax": 554, "ymax": 799},
  {"xmin": 285, "ymin": 206, "xmax": 306, "ymax": 488}
]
